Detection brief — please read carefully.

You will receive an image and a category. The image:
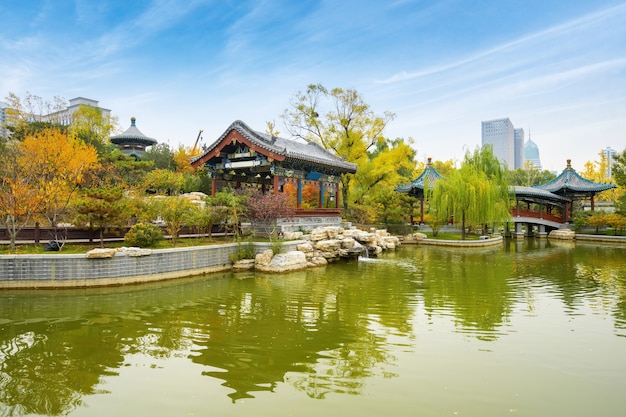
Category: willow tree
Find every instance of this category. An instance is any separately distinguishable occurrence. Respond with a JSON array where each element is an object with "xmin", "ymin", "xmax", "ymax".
[
  {"xmin": 431, "ymin": 146, "xmax": 510, "ymax": 239},
  {"xmin": 281, "ymin": 84, "xmax": 395, "ymax": 210}
]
